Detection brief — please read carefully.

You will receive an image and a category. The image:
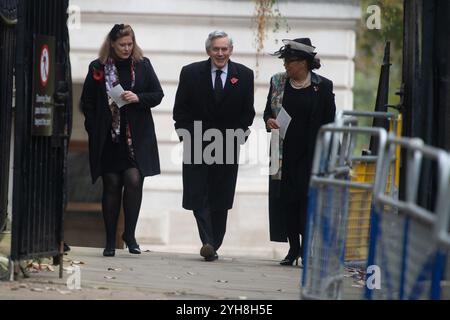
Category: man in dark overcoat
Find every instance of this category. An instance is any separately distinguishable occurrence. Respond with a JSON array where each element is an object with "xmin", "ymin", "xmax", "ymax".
[{"xmin": 173, "ymin": 30, "xmax": 255, "ymax": 261}]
